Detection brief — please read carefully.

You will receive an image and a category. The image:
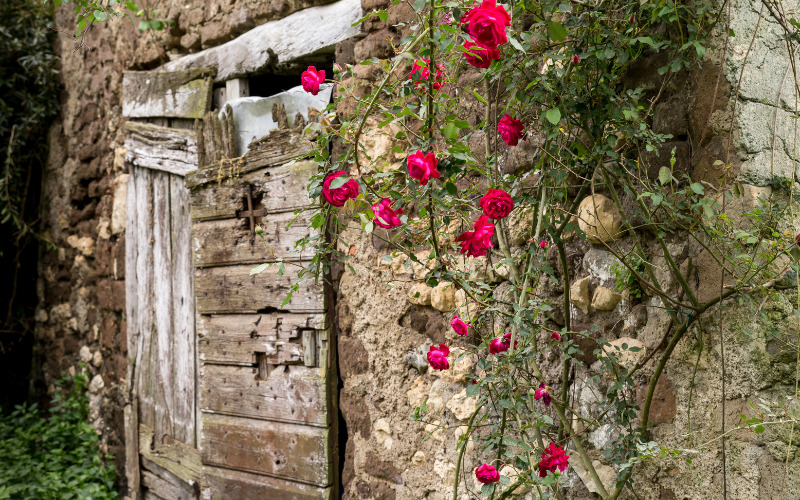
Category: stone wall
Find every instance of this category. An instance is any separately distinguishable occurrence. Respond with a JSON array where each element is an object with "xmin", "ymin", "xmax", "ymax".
[
  {"xmin": 331, "ymin": 1, "xmax": 800, "ymax": 500},
  {"xmin": 38, "ymin": 0, "xmax": 800, "ymax": 498}
]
